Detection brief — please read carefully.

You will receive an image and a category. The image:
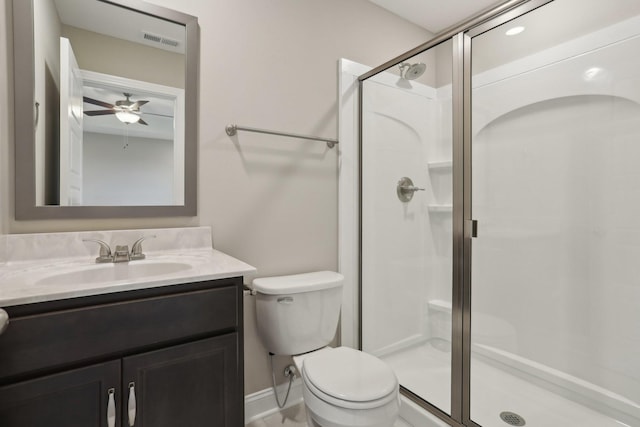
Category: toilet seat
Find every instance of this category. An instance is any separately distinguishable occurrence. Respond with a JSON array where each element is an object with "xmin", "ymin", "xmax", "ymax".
[{"xmin": 302, "ymin": 347, "xmax": 398, "ymax": 410}]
